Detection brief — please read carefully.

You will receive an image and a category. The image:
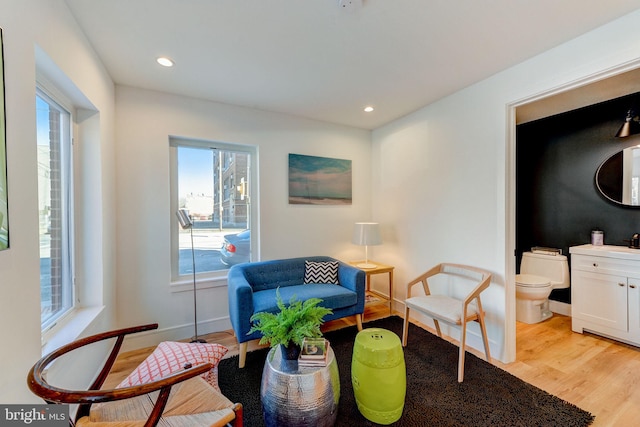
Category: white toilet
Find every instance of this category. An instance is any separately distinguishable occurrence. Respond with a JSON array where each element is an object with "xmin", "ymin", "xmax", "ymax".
[{"xmin": 515, "ymin": 250, "xmax": 570, "ymax": 324}]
